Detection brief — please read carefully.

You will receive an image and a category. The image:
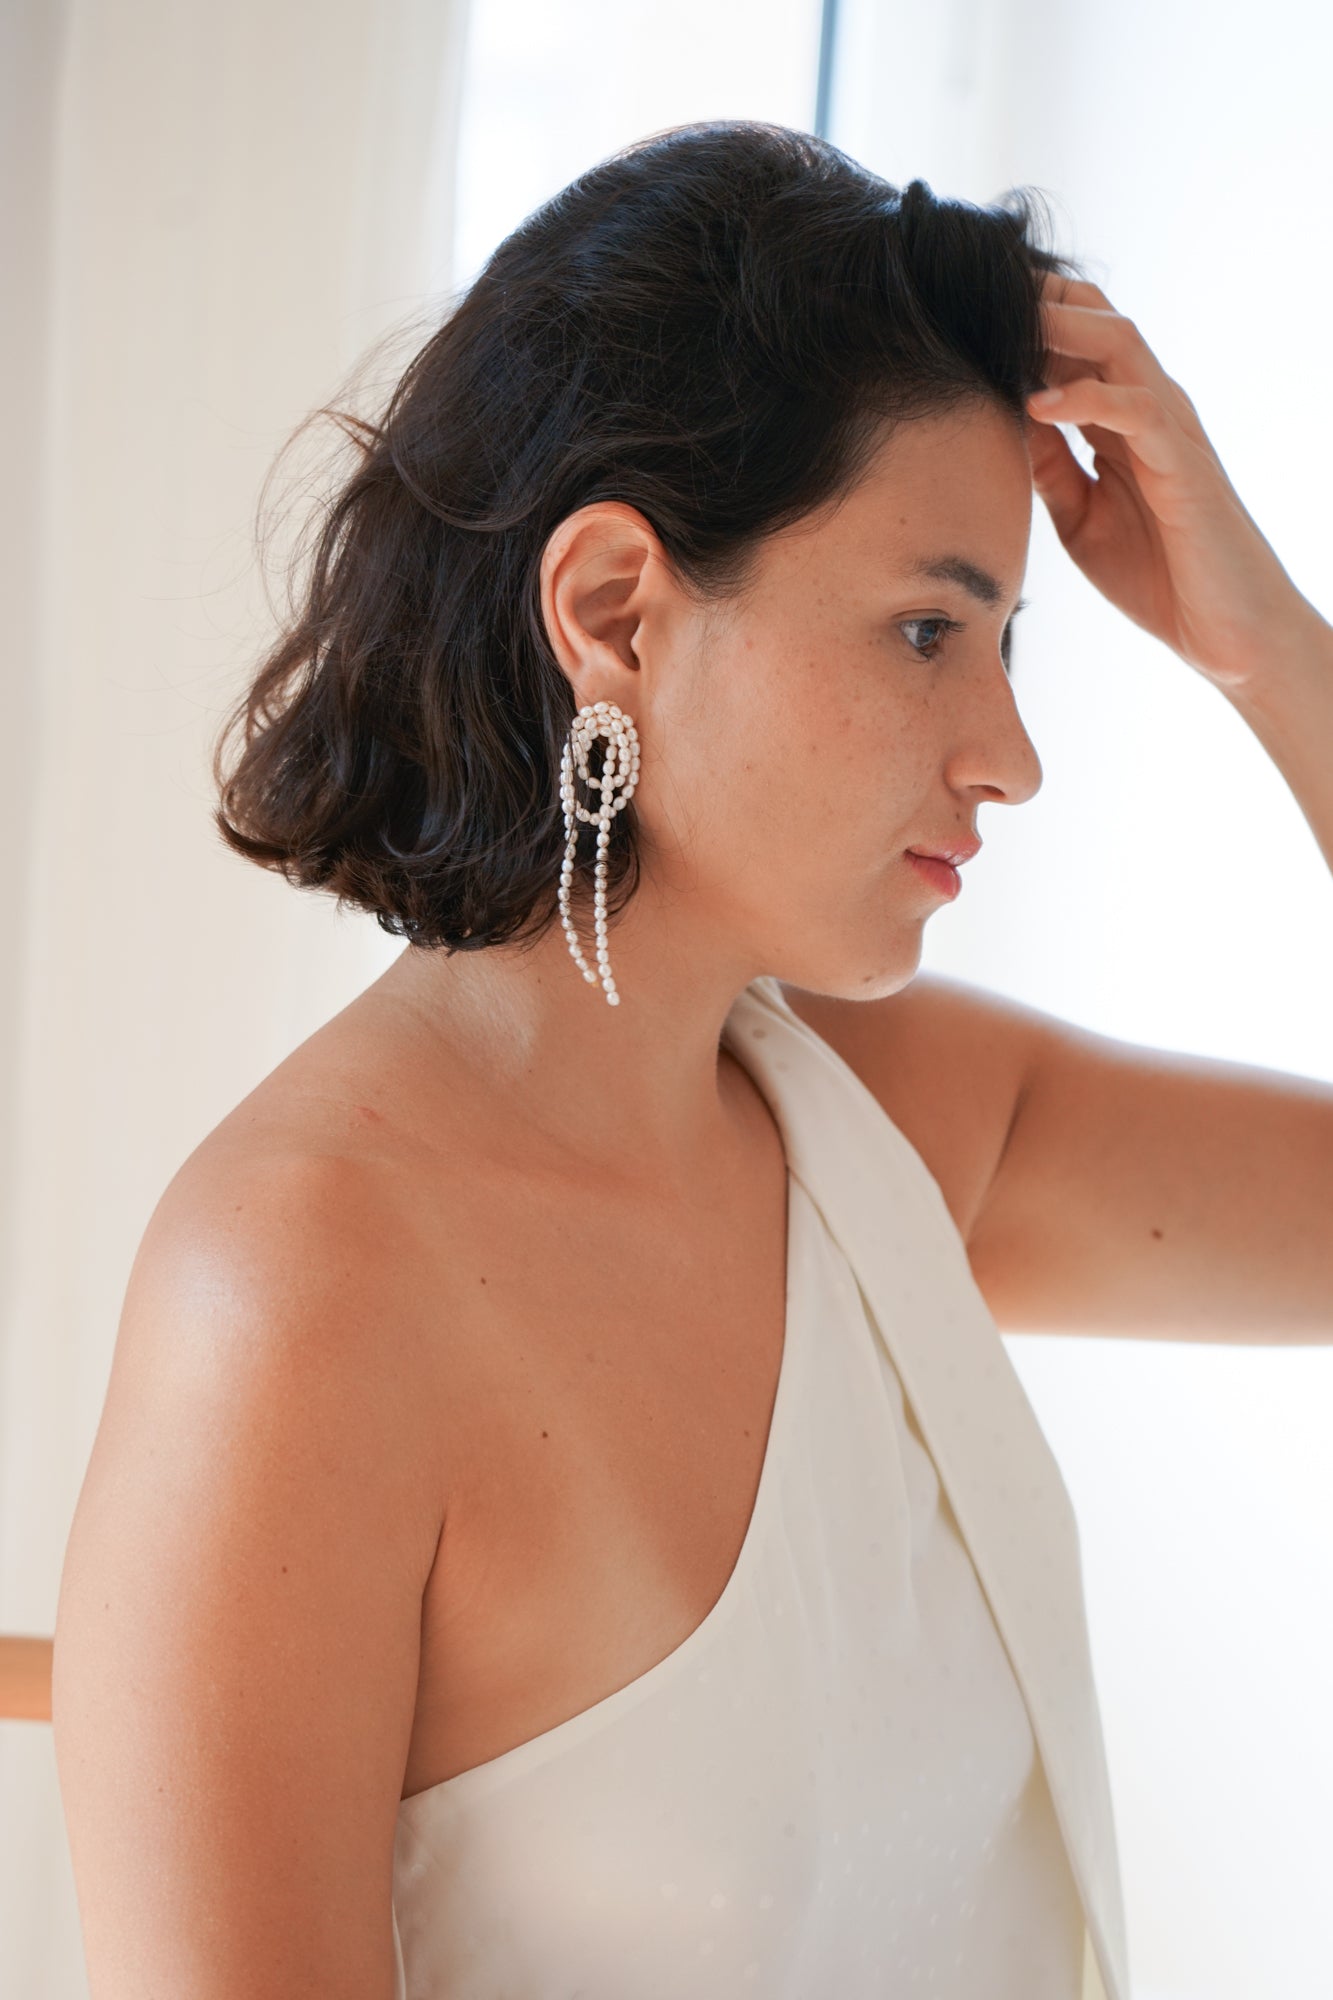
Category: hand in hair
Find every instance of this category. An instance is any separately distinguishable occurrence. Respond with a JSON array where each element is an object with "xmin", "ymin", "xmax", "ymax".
[{"xmin": 1024, "ymin": 273, "xmax": 1324, "ymax": 694}]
